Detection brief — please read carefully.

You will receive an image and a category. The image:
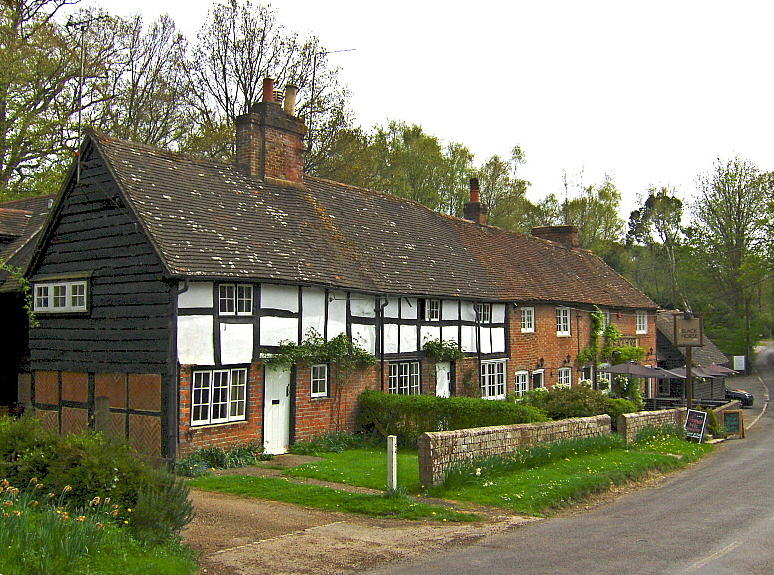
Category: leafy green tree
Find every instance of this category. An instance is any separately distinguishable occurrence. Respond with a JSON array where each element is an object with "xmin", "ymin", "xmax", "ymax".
[{"xmin": 564, "ymin": 175, "xmax": 625, "ymax": 253}]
